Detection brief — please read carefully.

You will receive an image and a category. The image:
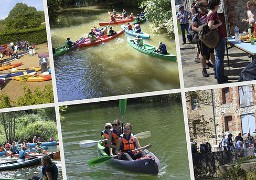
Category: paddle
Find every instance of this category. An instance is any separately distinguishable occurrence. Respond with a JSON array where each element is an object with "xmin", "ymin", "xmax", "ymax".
[
  {"xmin": 119, "ymin": 99, "xmax": 127, "ymax": 120},
  {"xmin": 80, "ymin": 131, "xmax": 151, "ymax": 148},
  {"xmin": 88, "ymin": 144, "xmax": 152, "ymax": 166}
]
